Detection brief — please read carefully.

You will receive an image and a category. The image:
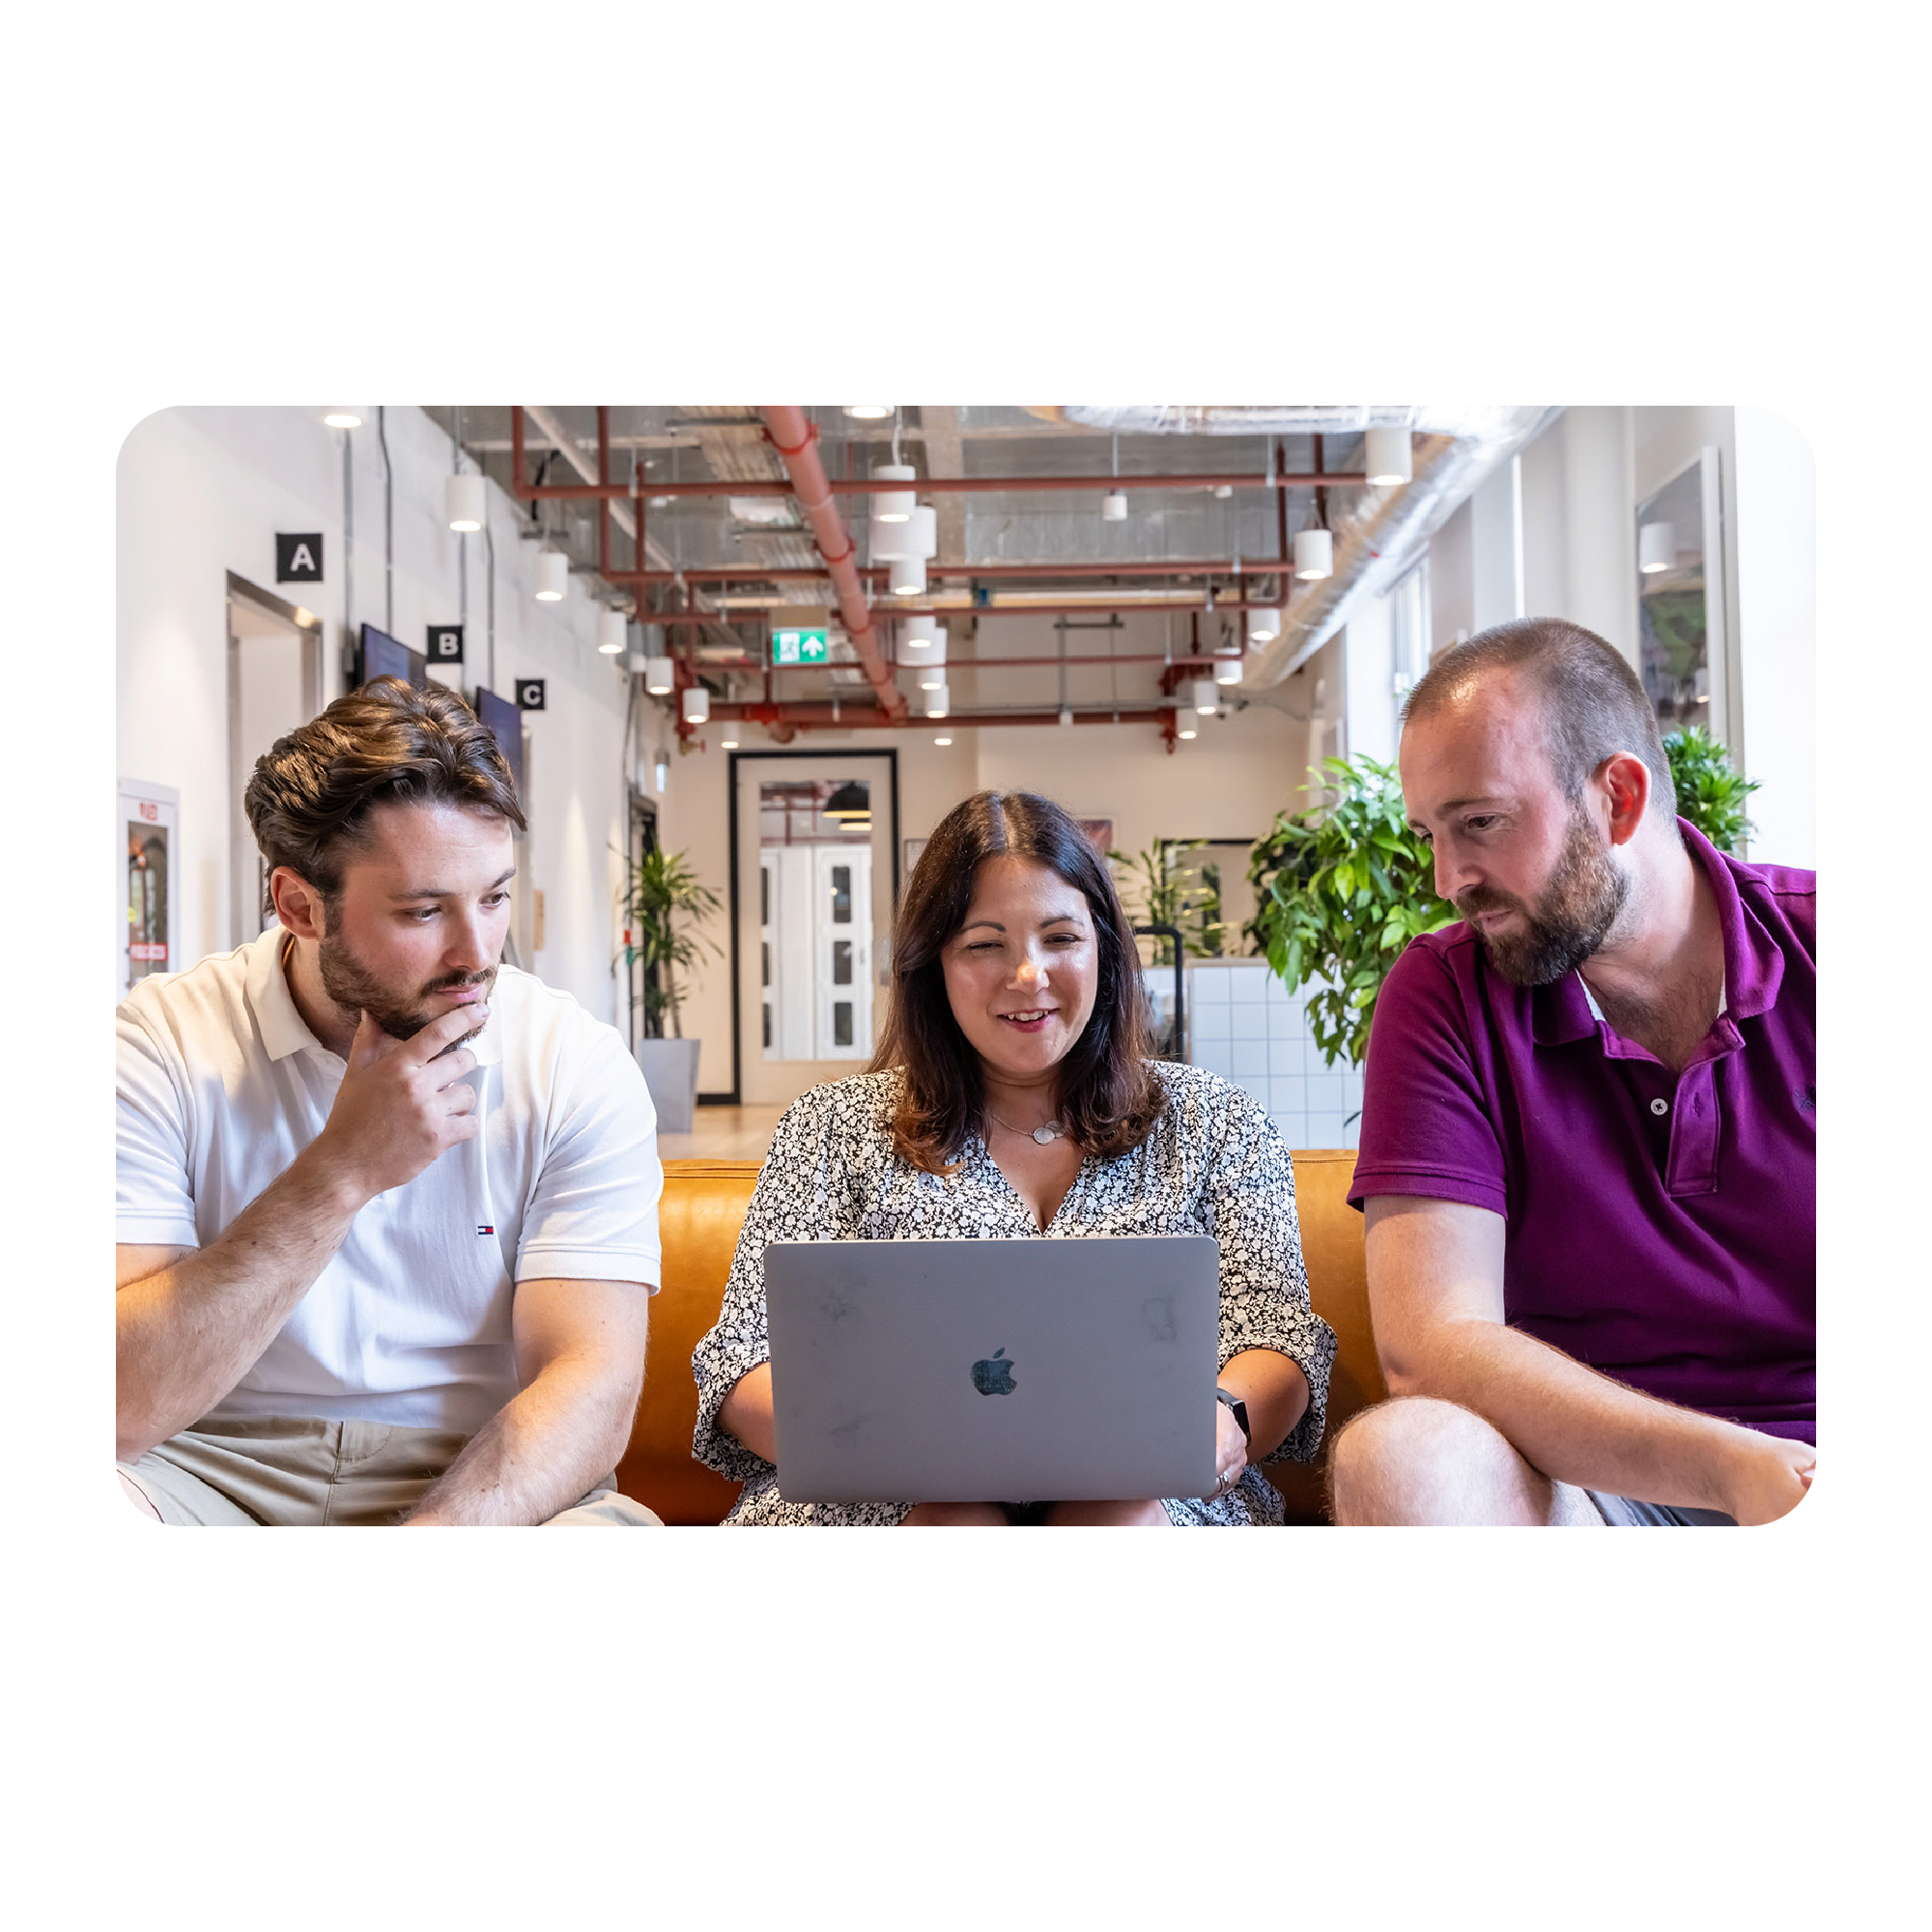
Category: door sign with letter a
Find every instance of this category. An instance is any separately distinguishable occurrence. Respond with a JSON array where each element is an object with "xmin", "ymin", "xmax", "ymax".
[
  {"xmin": 516, "ymin": 678, "xmax": 546, "ymax": 711},
  {"xmin": 427, "ymin": 624, "xmax": 465, "ymax": 664},
  {"xmin": 276, "ymin": 533, "xmax": 324, "ymax": 582}
]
